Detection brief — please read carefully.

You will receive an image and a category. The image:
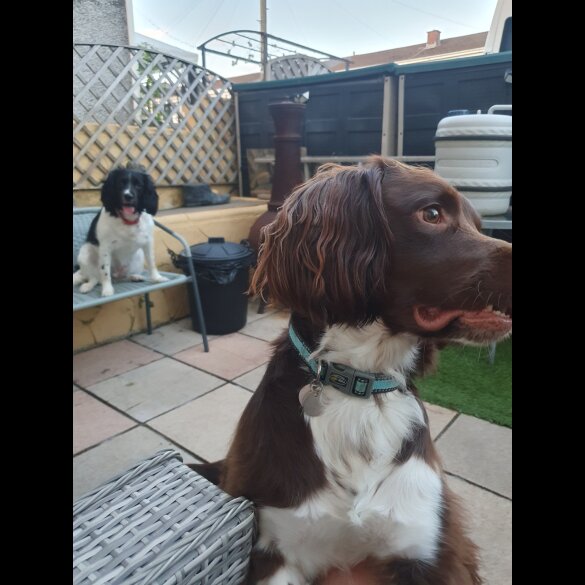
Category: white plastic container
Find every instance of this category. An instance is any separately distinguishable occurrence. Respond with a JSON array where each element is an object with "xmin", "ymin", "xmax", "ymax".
[{"xmin": 434, "ymin": 107, "xmax": 512, "ymax": 216}]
